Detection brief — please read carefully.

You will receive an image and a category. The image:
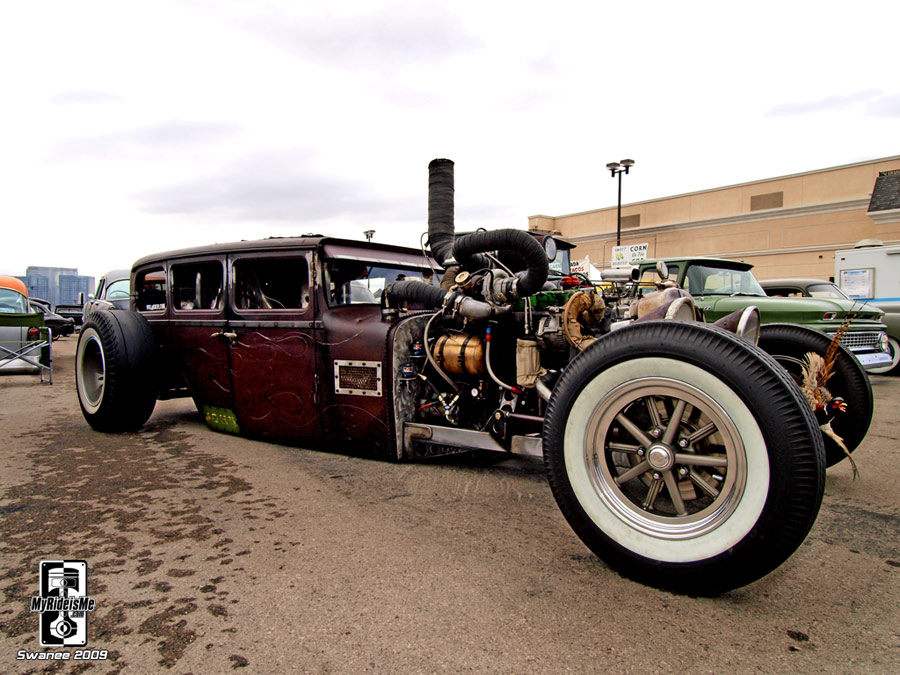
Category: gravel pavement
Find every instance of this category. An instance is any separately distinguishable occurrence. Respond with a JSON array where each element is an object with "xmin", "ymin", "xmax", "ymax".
[{"xmin": 1, "ymin": 337, "xmax": 899, "ymax": 673}]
